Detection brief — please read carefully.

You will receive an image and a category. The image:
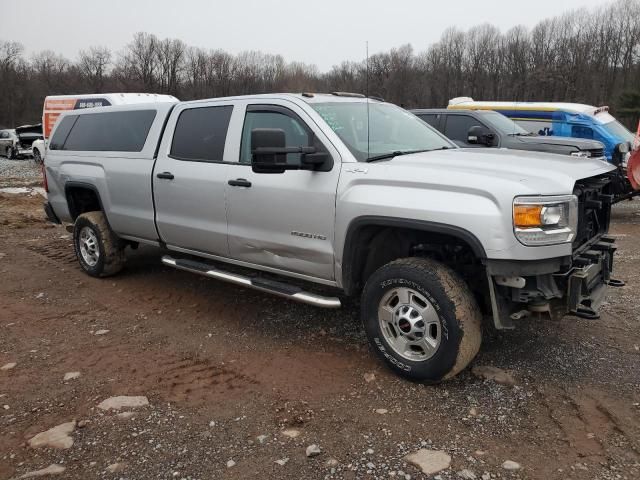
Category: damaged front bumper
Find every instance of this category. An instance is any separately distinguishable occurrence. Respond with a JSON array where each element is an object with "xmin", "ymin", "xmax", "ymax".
[{"xmin": 486, "ymin": 235, "xmax": 622, "ymax": 329}]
